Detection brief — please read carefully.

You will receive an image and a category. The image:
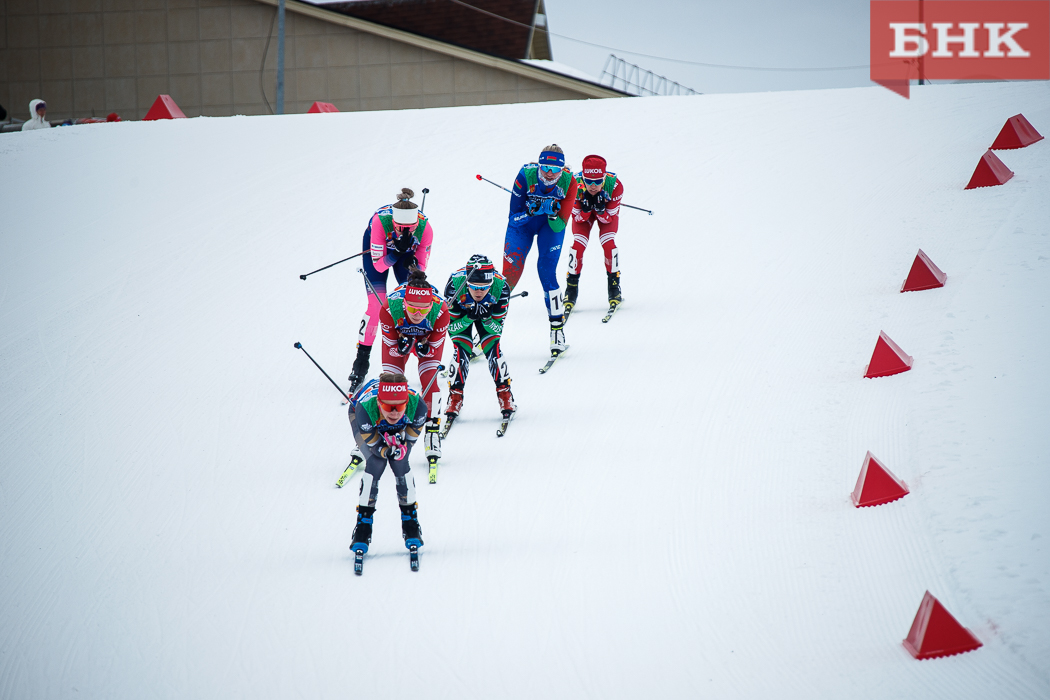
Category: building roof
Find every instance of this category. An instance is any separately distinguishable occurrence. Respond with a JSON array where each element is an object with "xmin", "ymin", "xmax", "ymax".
[
  {"xmin": 256, "ymin": 0, "xmax": 628, "ymax": 98},
  {"xmin": 319, "ymin": 0, "xmax": 550, "ymax": 61}
]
